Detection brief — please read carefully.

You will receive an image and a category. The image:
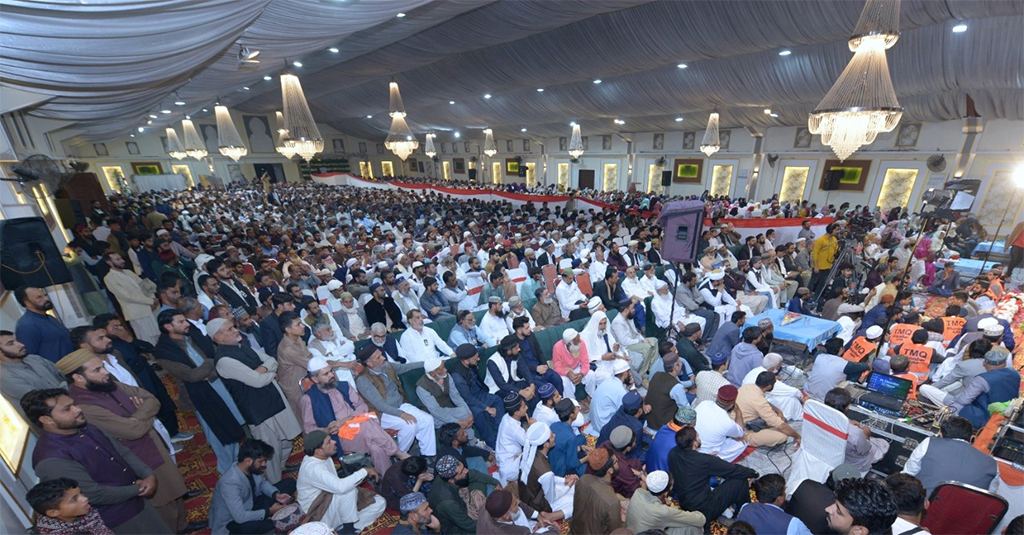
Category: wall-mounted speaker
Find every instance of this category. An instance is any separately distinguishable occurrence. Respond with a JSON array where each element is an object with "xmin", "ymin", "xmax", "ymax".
[
  {"xmin": 661, "ymin": 171, "xmax": 672, "ymax": 187},
  {"xmin": 0, "ymin": 217, "xmax": 73, "ymax": 291},
  {"xmin": 822, "ymin": 169, "xmax": 844, "ymax": 191}
]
